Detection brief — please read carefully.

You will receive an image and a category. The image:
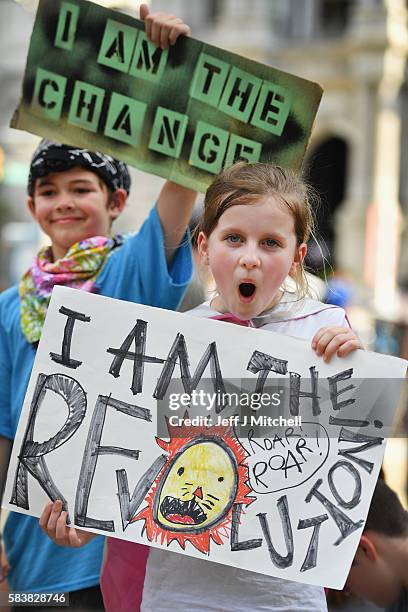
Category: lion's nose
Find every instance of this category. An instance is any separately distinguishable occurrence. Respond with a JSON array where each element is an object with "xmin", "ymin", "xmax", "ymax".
[{"xmin": 193, "ymin": 486, "xmax": 203, "ymax": 499}]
